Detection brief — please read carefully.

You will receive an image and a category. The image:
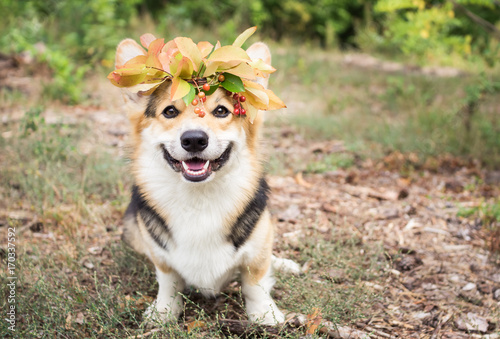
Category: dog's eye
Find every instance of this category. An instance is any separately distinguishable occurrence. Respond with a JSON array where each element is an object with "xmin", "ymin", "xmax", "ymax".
[
  {"xmin": 213, "ymin": 105, "xmax": 230, "ymax": 118},
  {"xmin": 162, "ymin": 105, "xmax": 179, "ymax": 119}
]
